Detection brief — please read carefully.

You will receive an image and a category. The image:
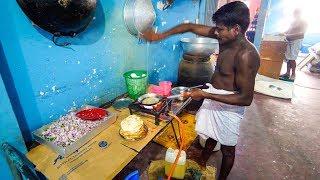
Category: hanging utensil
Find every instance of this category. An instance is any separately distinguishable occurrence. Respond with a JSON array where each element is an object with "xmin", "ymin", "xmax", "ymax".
[
  {"xmin": 123, "ymin": 0, "xmax": 156, "ymax": 37},
  {"xmin": 17, "ymin": 0, "xmax": 97, "ymax": 46}
]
